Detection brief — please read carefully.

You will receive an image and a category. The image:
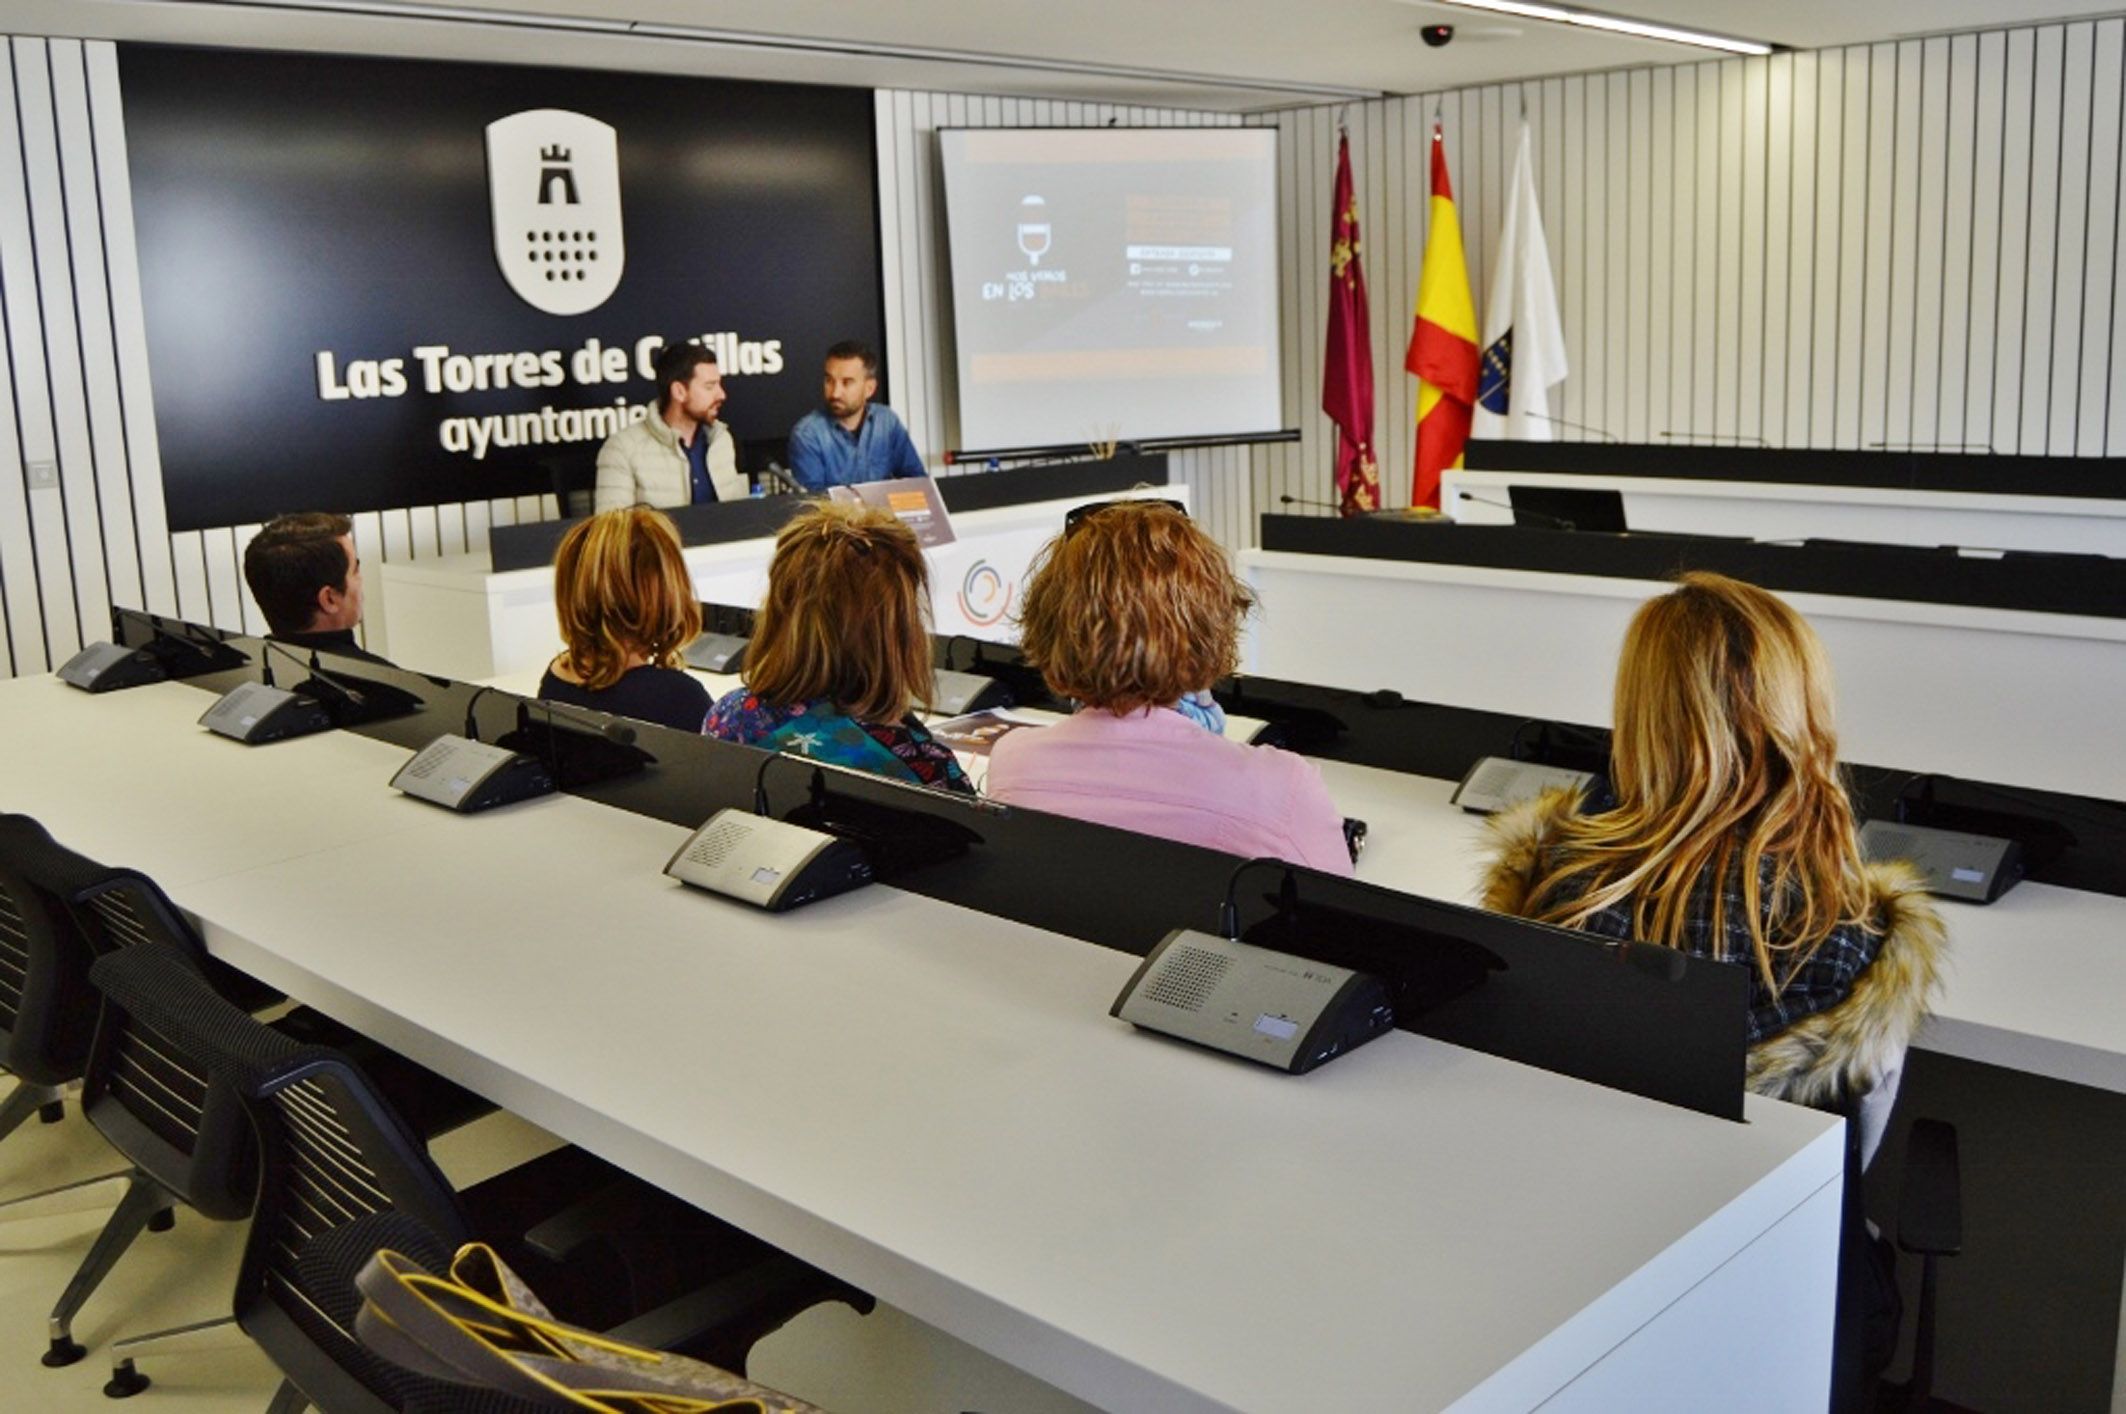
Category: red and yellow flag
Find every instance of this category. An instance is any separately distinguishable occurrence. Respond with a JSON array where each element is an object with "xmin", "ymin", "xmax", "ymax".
[
  {"xmin": 1404, "ymin": 126, "xmax": 1479, "ymax": 509},
  {"xmin": 1320, "ymin": 131, "xmax": 1378, "ymax": 515}
]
